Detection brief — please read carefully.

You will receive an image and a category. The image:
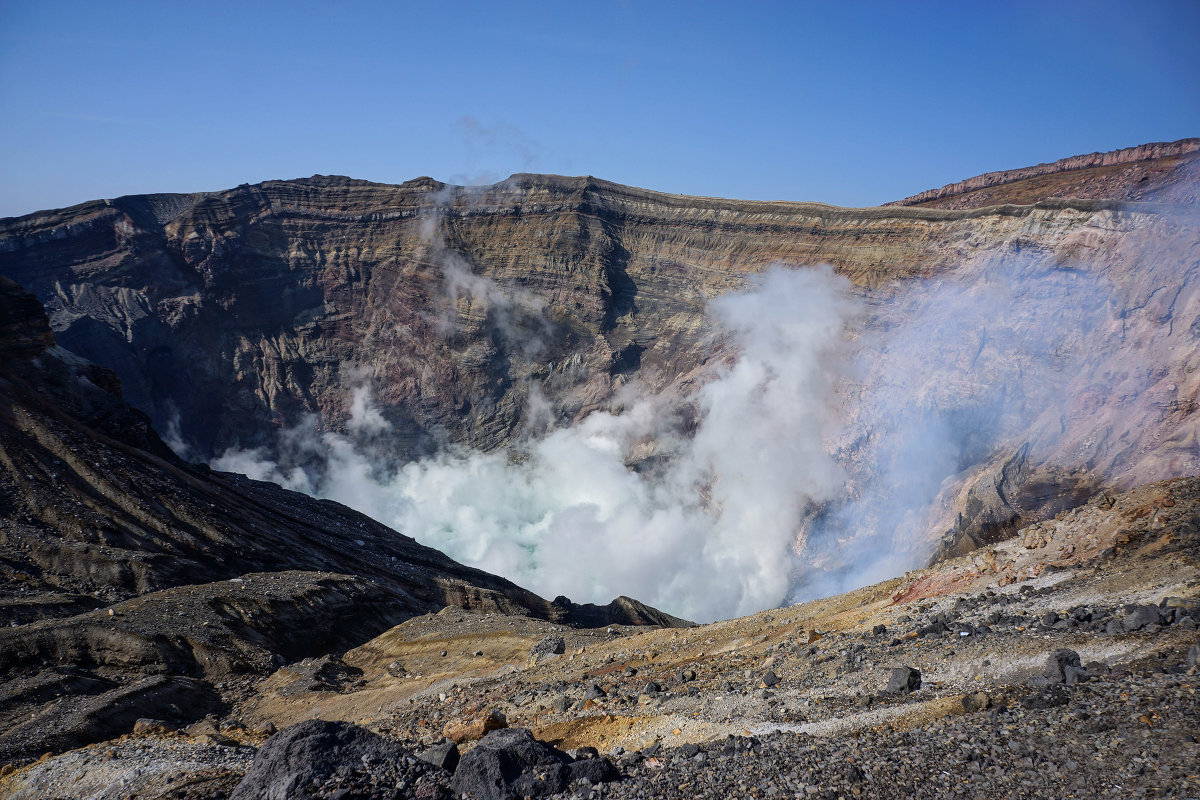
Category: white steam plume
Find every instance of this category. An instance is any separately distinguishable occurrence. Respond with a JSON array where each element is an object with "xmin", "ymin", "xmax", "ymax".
[
  {"xmin": 790, "ymin": 255, "xmax": 1114, "ymax": 601},
  {"xmin": 214, "ymin": 265, "xmax": 857, "ymax": 623},
  {"xmin": 210, "ymin": 240, "xmax": 1186, "ymax": 622}
]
